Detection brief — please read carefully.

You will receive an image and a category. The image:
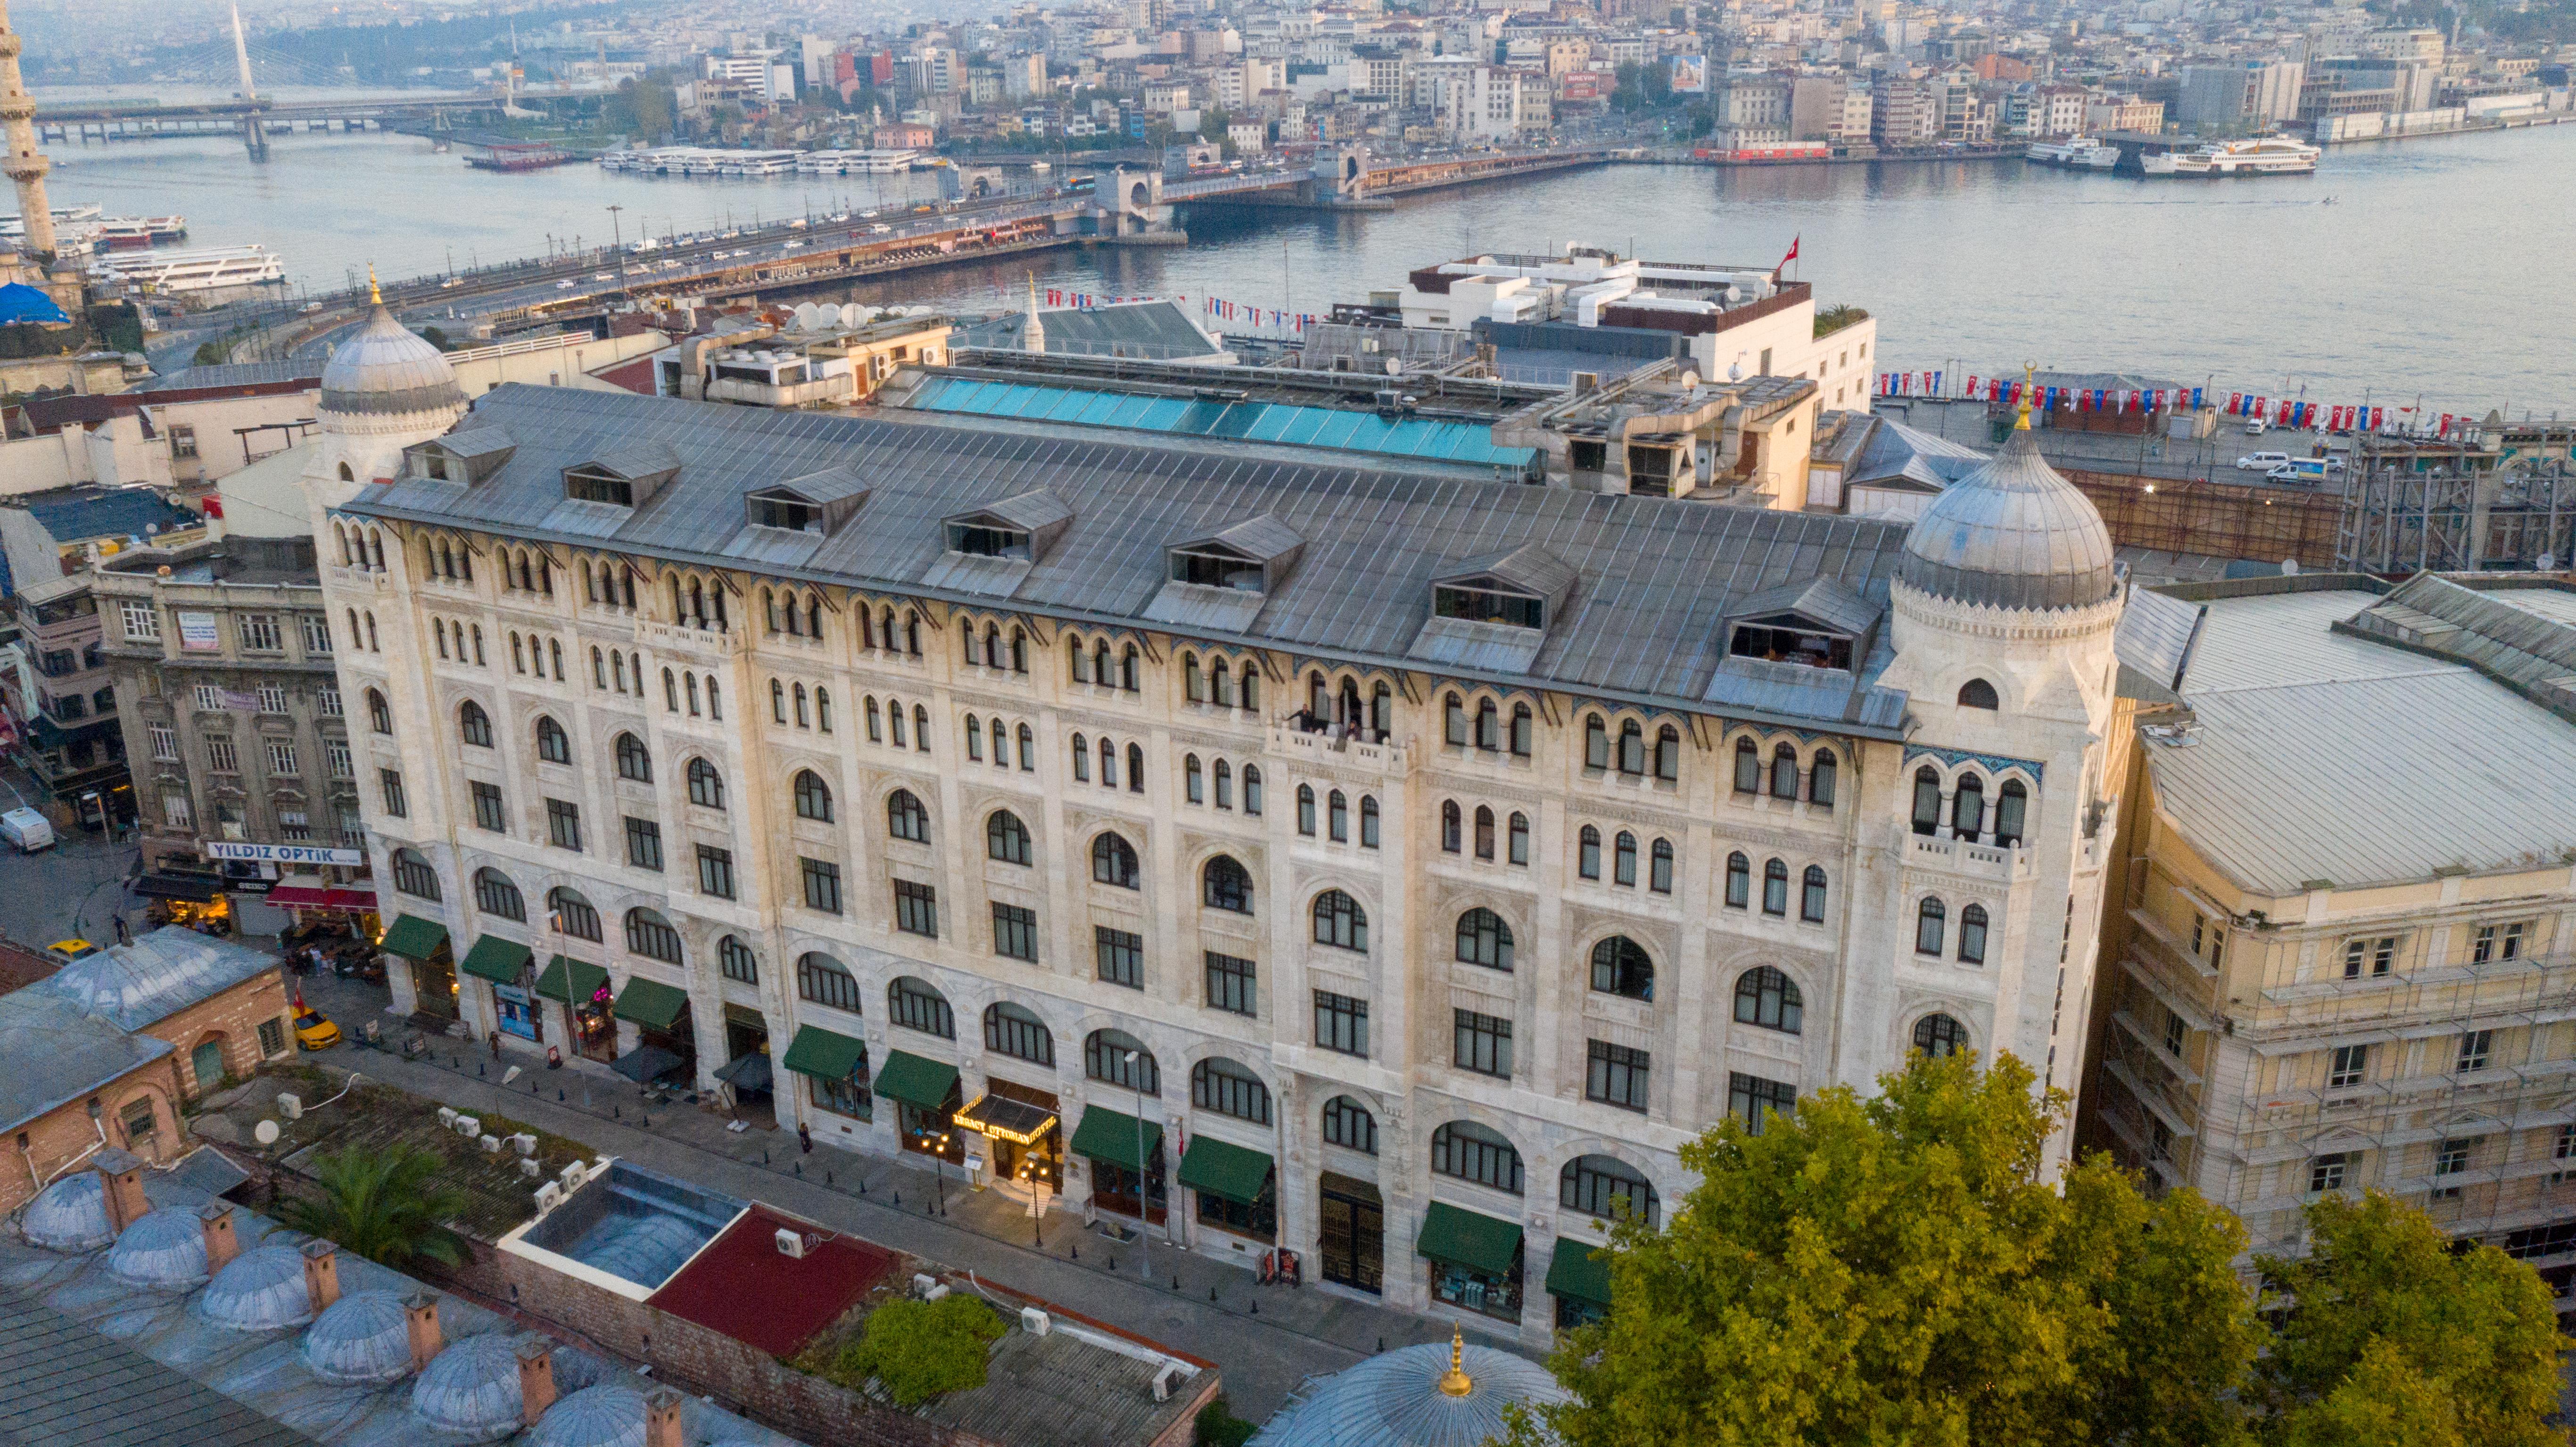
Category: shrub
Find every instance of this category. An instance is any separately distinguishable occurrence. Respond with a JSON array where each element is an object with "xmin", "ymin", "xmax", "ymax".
[
  {"xmin": 834, "ymin": 1295, "xmax": 1006, "ymax": 1406},
  {"xmin": 1196, "ymin": 1397, "xmax": 1256, "ymax": 1447}
]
